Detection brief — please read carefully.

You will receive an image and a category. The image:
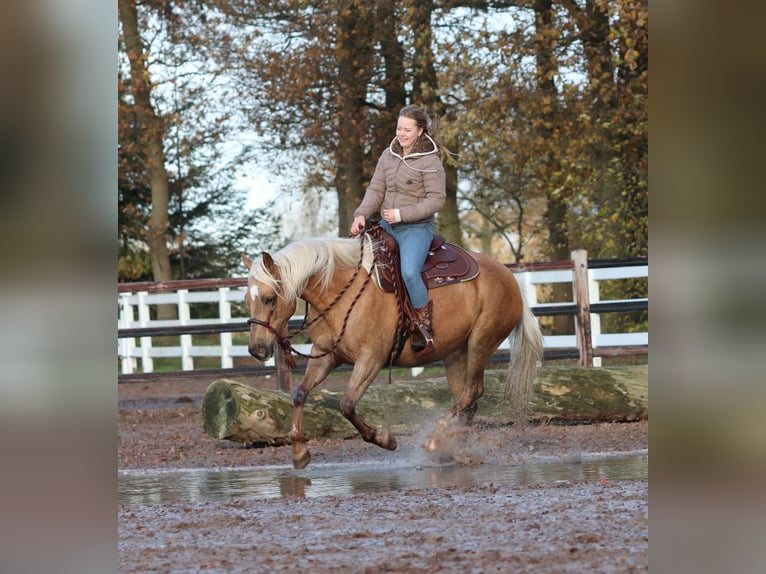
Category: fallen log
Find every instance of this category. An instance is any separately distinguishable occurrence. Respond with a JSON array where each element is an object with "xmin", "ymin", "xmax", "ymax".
[{"xmin": 202, "ymin": 365, "xmax": 648, "ymax": 445}]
